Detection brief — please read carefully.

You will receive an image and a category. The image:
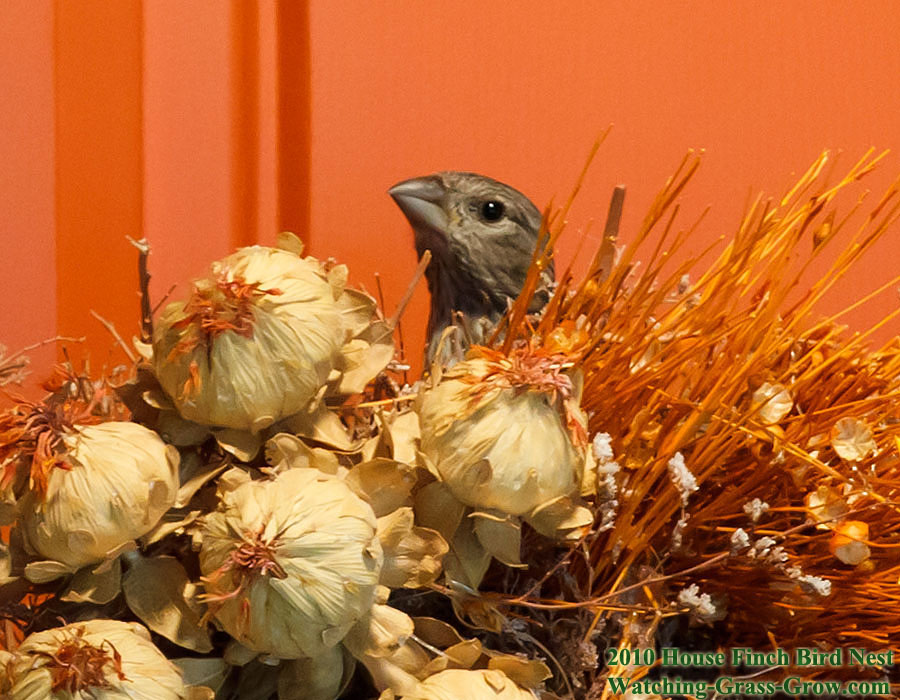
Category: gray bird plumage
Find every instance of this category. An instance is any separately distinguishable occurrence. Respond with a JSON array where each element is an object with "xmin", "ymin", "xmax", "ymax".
[{"xmin": 389, "ymin": 171, "xmax": 554, "ymax": 363}]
